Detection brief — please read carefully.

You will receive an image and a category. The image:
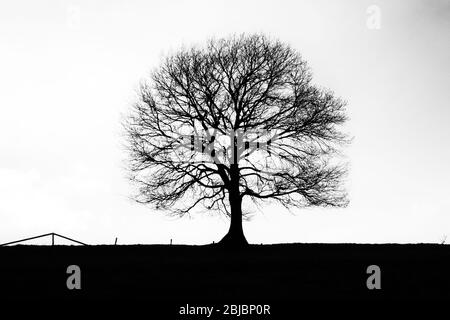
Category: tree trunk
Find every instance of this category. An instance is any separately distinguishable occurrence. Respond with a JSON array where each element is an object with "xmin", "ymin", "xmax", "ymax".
[{"xmin": 218, "ymin": 192, "xmax": 248, "ymax": 247}]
